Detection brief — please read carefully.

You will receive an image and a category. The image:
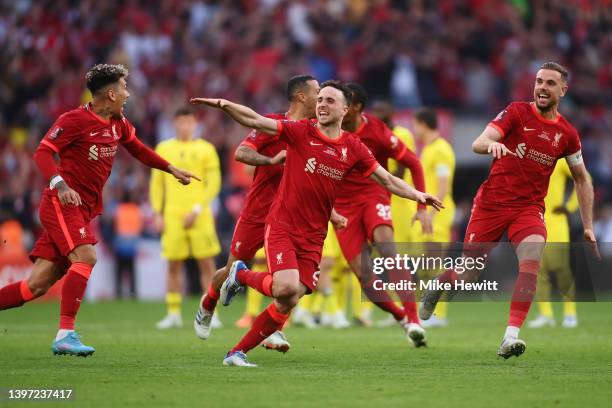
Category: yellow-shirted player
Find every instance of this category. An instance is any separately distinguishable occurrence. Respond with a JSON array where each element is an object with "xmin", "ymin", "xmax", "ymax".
[
  {"xmin": 528, "ymin": 159, "xmax": 579, "ymax": 328},
  {"xmin": 413, "ymin": 108, "xmax": 455, "ymax": 328},
  {"xmin": 150, "ymin": 107, "xmax": 221, "ymax": 329}
]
